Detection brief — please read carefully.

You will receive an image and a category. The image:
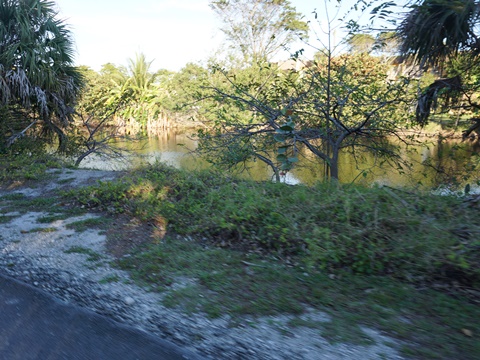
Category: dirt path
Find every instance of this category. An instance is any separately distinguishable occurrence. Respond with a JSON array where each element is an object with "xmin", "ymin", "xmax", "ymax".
[{"xmin": 0, "ymin": 168, "xmax": 404, "ymax": 360}]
